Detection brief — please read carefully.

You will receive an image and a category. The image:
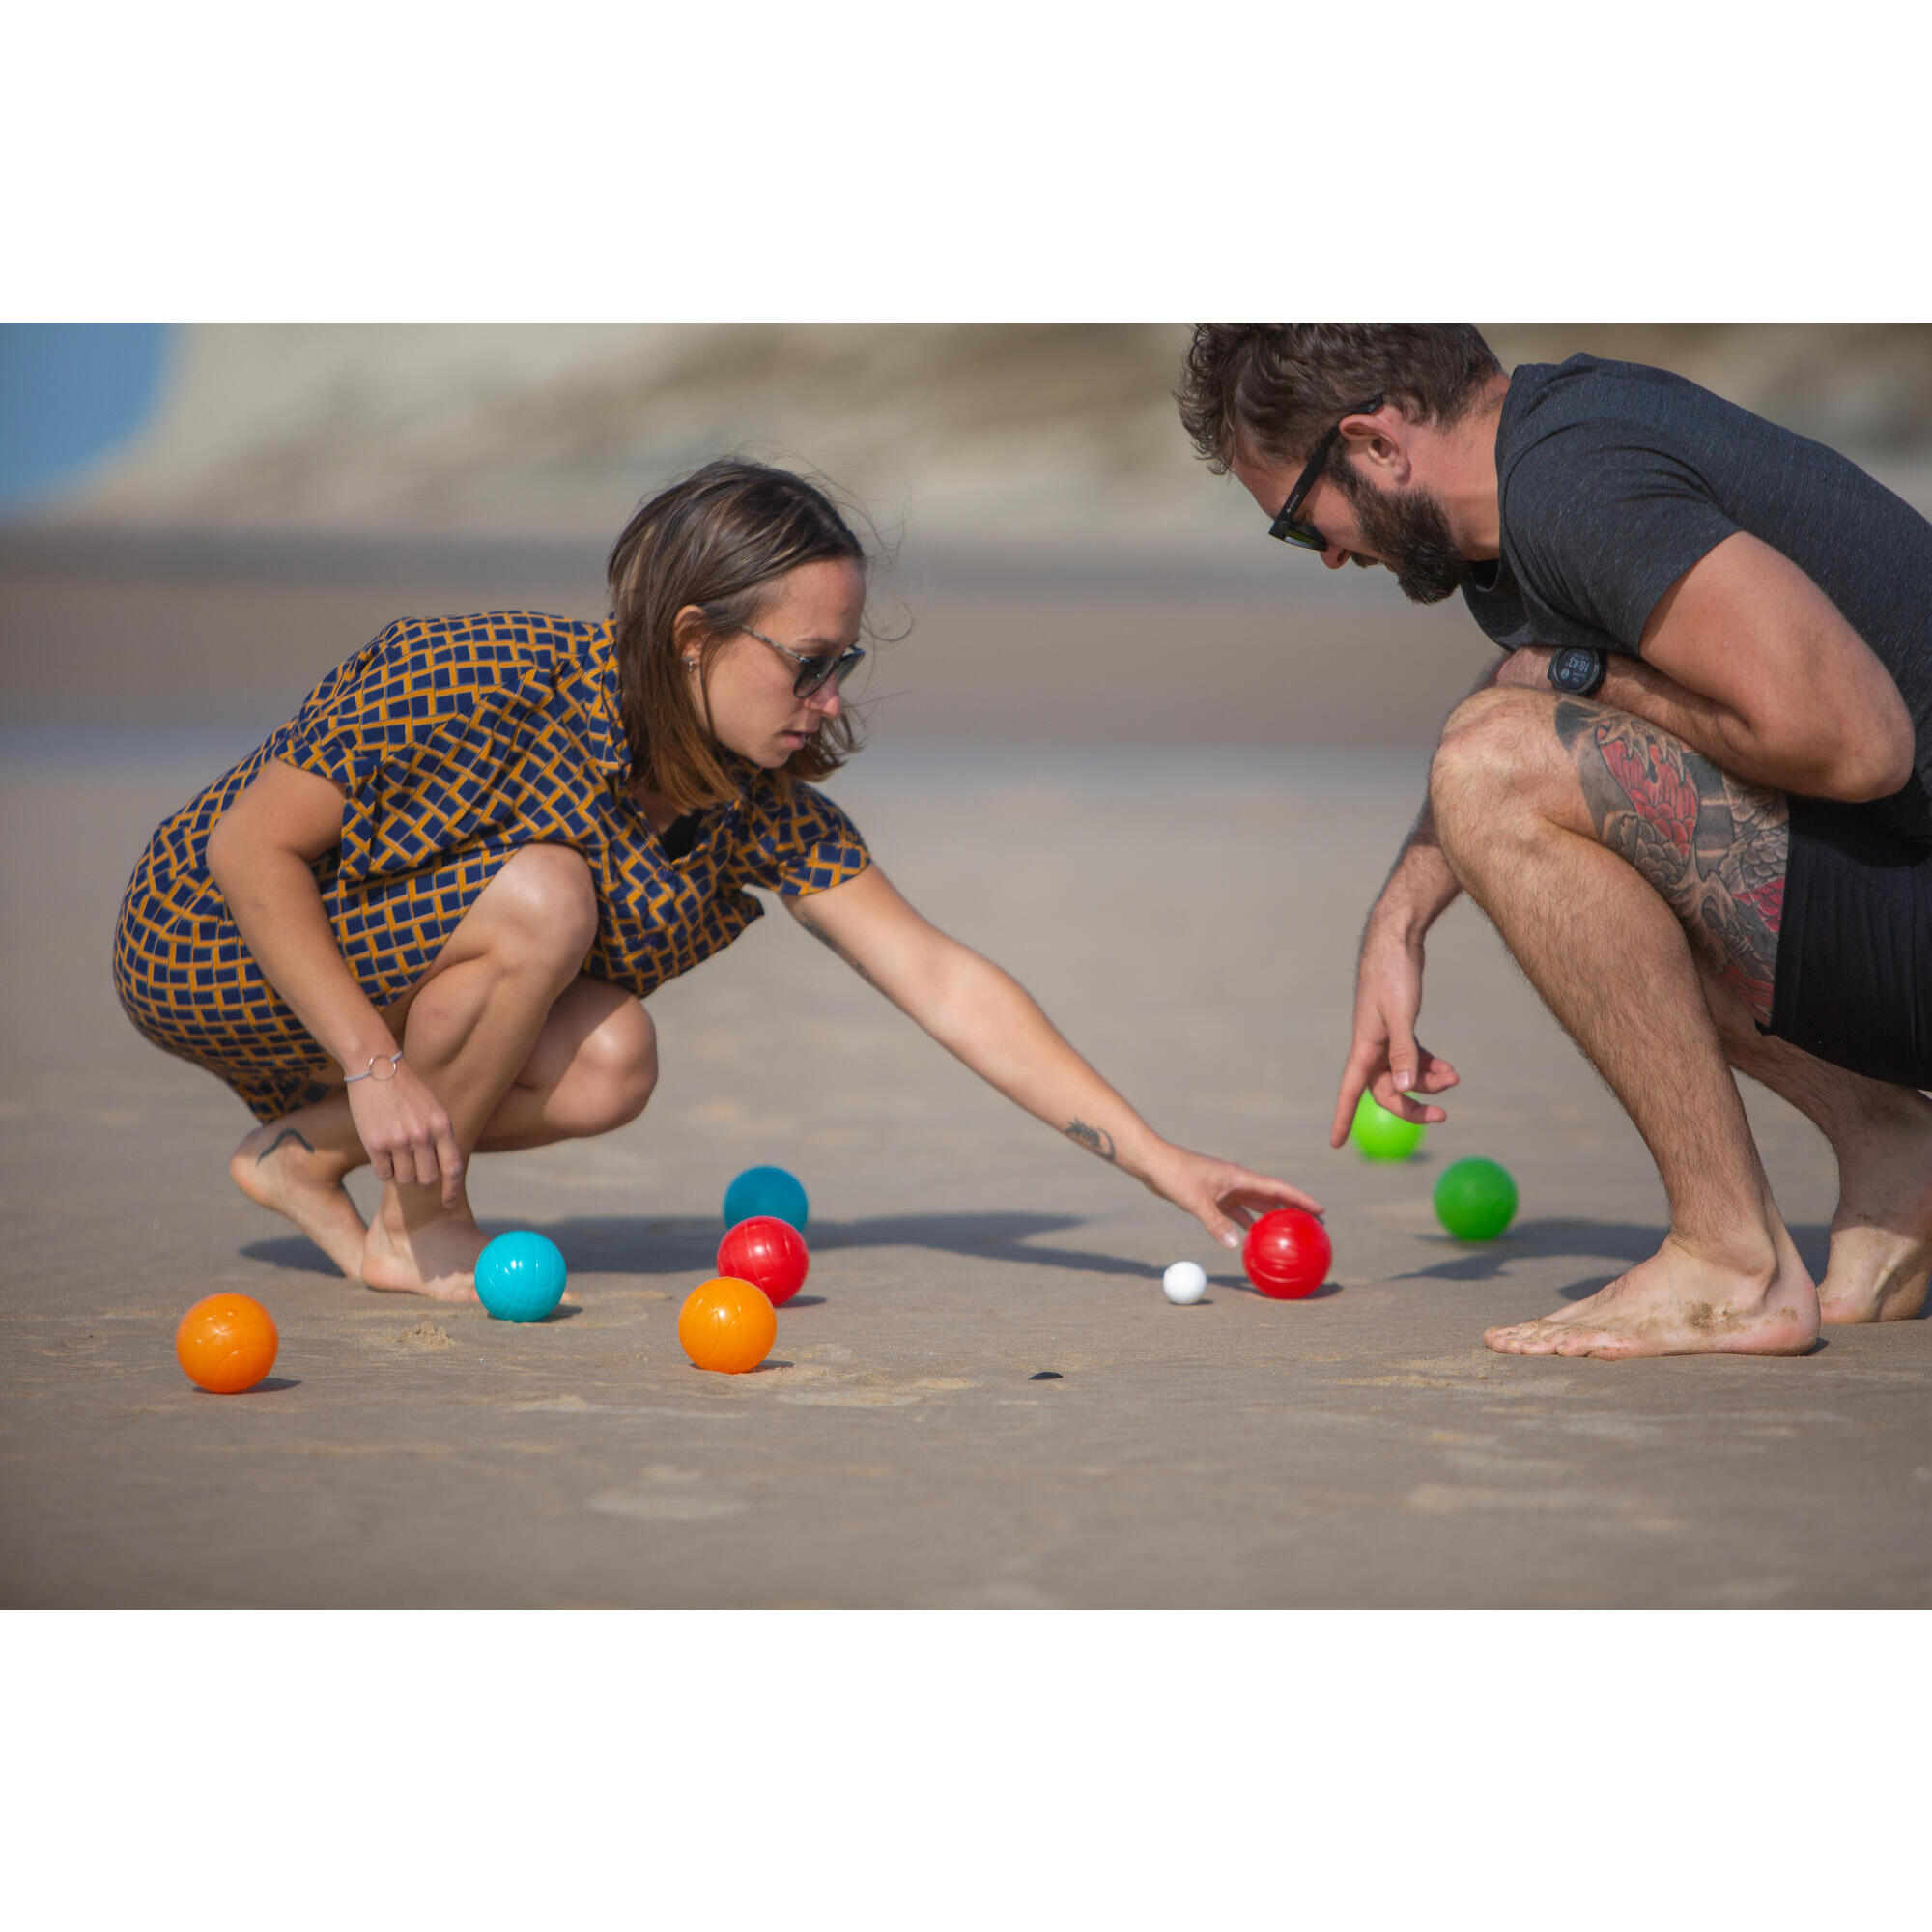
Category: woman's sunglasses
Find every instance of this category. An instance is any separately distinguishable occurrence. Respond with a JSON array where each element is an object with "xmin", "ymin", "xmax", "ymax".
[
  {"xmin": 743, "ymin": 625, "xmax": 867, "ymax": 698},
  {"xmin": 1267, "ymin": 394, "xmax": 1383, "ymax": 550}
]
